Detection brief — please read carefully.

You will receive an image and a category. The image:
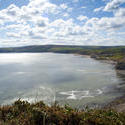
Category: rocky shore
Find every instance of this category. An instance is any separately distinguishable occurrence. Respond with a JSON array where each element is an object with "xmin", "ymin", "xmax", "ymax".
[
  {"xmin": 90, "ymin": 54, "xmax": 125, "ymax": 112},
  {"xmin": 116, "ymin": 61, "xmax": 125, "ymax": 70},
  {"xmin": 90, "ymin": 54, "xmax": 125, "ymax": 70}
]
